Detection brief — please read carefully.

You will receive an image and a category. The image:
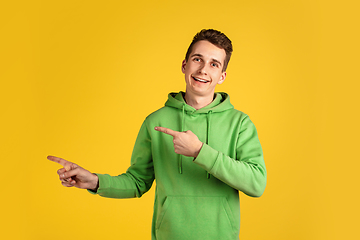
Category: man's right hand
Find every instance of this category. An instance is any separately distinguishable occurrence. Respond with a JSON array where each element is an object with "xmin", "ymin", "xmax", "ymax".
[{"xmin": 47, "ymin": 155, "xmax": 99, "ymax": 191}]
